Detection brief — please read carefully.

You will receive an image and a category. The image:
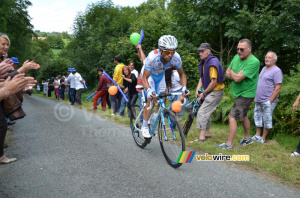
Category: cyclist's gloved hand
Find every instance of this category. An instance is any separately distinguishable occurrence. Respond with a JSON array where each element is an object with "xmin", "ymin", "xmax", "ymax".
[{"xmin": 147, "ymin": 88, "xmax": 155, "ymax": 99}]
